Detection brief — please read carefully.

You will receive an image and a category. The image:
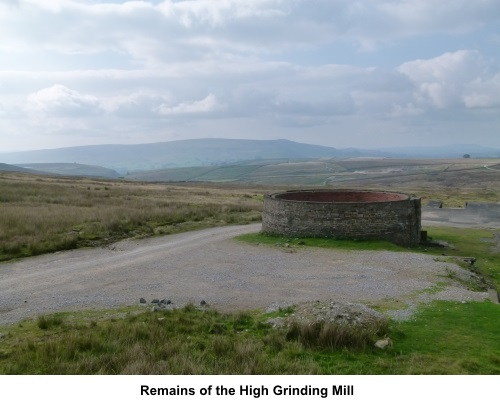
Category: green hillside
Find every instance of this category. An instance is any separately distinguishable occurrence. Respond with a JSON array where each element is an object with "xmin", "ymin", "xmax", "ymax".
[
  {"xmin": 0, "ymin": 163, "xmax": 45, "ymax": 175},
  {"xmin": 17, "ymin": 163, "xmax": 120, "ymax": 178}
]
